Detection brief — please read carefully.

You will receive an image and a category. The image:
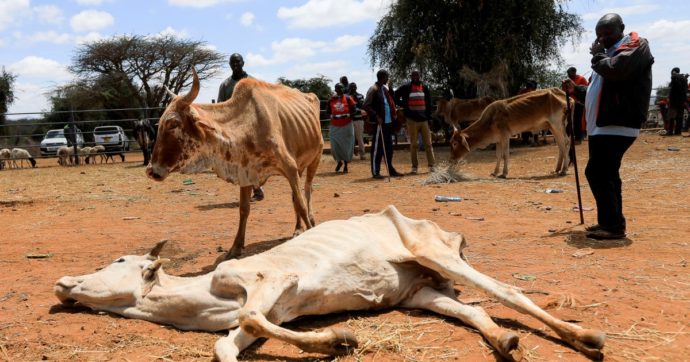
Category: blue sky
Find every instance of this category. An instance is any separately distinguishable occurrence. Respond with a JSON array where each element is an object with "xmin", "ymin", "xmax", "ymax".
[{"xmin": 1, "ymin": 0, "xmax": 689, "ymax": 118}]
